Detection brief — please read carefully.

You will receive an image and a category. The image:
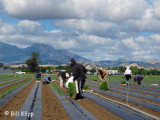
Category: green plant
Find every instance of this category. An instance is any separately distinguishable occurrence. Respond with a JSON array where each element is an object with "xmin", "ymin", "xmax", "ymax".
[
  {"xmin": 0, "ymin": 78, "xmax": 32, "ymax": 98},
  {"xmin": 36, "ymin": 78, "xmax": 41, "ymax": 81},
  {"xmin": 82, "ymin": 84, "xmax": 90, "ymax": 90},
  {"xmin": 93, "ymin": 79, "xmax": 97, "ymax": 82},
  {"xmin": 68, "ymin": 82, "xmax": 76, "ymax": 97},
  {"xmin": 99, "ymin": 81, "xmax": 108, "ymax": 90},
  {"xmin": 121, "ymin": 81, "xmax": 126, "ymax": 84},
  {"xmin": 50, "ymin": 83, "xmax": 65, "ymax": 96}
]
